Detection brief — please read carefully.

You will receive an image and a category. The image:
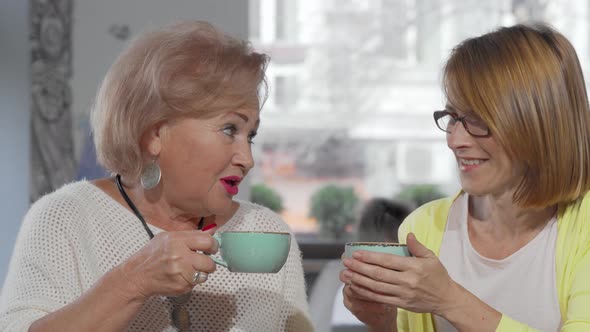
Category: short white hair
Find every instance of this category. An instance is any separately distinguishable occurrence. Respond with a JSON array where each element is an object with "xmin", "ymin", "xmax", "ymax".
[{"xmin": 91, "ymin": 21, "xmax": 269, "ymax": 181}]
